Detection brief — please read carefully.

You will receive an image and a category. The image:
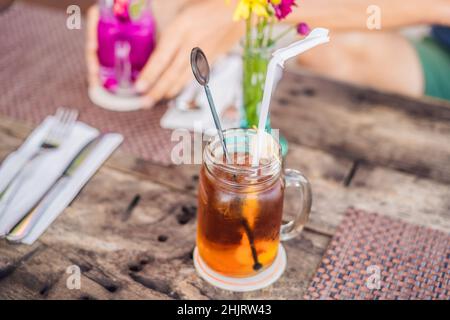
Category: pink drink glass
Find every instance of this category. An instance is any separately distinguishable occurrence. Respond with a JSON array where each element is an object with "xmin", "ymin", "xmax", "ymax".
[{"xmin": 97, "ymin": 0, "xmax": 156, "ymax": 95}]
